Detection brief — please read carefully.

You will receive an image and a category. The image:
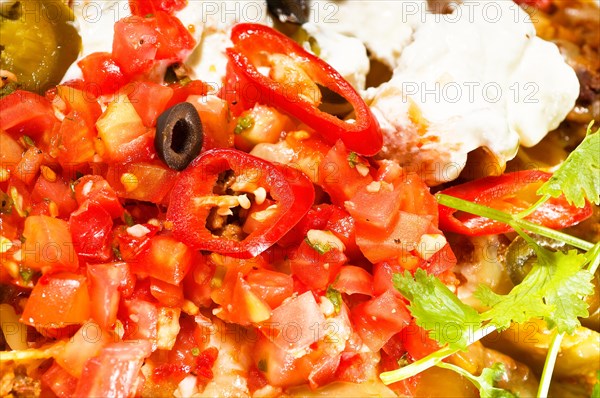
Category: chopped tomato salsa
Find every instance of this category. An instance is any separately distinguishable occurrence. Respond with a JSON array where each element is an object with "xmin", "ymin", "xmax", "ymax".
[{"xmin": 0, "ymin": 8, "xmax": 593, "ymax": 398}]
